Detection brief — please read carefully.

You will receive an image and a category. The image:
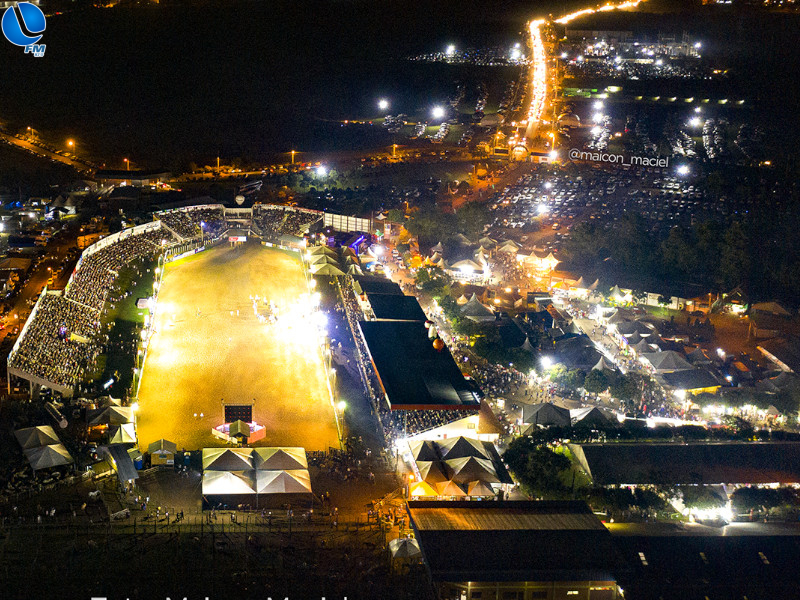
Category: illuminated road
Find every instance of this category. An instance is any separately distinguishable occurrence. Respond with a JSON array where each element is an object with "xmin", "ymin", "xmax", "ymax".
[
  {"xmin": 0, "ymin": 132, "xmax": 91, "ymax": 172},
  {"xmin": 523, "ymin": 0, "xmax": 649, "ymax": 146}
]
